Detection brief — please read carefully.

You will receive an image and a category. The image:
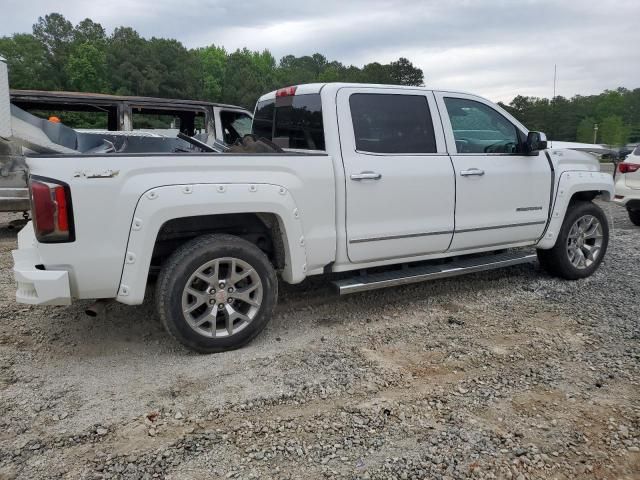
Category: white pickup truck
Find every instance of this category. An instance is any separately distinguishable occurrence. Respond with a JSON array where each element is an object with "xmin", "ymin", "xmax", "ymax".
[{"xmin": 8, "ymin": 76, "xmax": 614, "ymax": 352}]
